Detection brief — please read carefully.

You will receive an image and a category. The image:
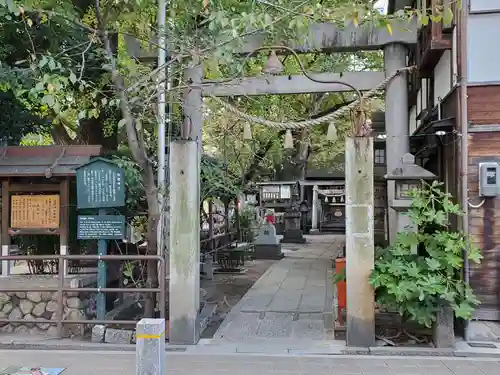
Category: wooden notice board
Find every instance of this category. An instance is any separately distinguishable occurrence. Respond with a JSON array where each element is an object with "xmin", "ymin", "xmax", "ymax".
[{"xmin": 10, "ymin": 195, "xmax": 60, "ymax": 229}]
